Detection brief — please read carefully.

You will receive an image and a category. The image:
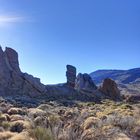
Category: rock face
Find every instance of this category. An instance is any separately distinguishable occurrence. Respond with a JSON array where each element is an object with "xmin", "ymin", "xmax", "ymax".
[
  {"xmin": 66, "ymin": 65, "xmax": 76, "ymax": 88},
  {"xmin": 100, "ymin": 78, "xmax": 120, "ymax": 100},
  {"xmin": 75, "ymin": 73, "xmax": 97, "ymax": 91},
  {"xmin": 5, "ymin": 47, "xmax": 21, "ymax": 73},
  {"xmin": 0, "ymin": 47, "xmax": 45, "ymax": 97}
]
